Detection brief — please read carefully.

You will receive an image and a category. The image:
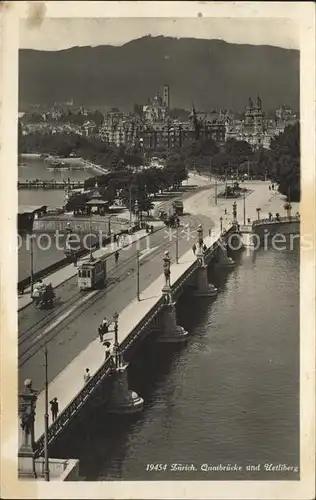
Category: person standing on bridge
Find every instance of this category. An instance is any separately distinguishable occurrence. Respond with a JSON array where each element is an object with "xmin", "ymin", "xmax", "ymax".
[
  {"xmin": 192, "ymin": 243, "xmax": 197, "ymax": 255},
  {"xmin": 114, "ymin": 250, "xmax": 119, "ymax": 265},
  {"xmin": 84, "ymin": 368, "xmax": 91, "ymax": 384},
  {"xmin": 50, "ymin": 397, "xmax": 59, "ymax": 422}
]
